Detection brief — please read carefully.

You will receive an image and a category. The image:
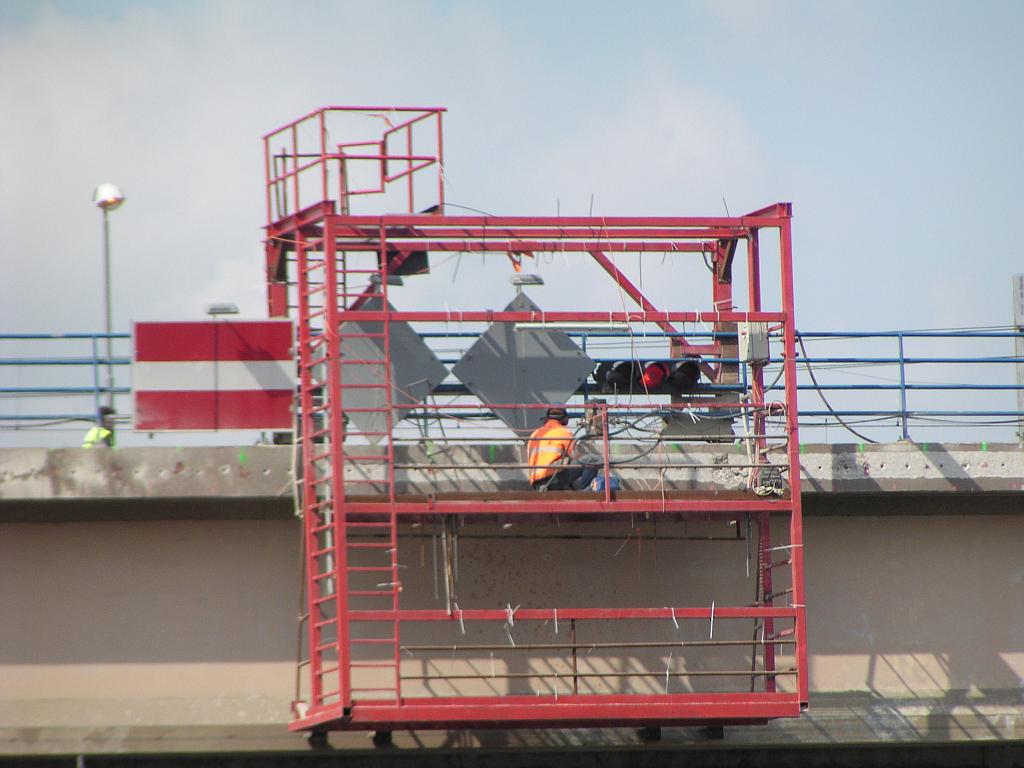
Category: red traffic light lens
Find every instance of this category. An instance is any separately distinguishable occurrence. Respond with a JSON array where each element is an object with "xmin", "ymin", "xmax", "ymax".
[{"xmin": 641, "ymin": 362, "xmax": 668, "ymax": 389}]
